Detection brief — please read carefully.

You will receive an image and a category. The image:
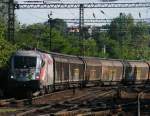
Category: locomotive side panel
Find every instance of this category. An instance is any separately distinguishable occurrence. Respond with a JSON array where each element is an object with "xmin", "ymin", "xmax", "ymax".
[
  {"xmin": 40, "ymin": 53, "xmax": 54, "ymax": 86},
  {"xmin": 45, "ymin": 54, "xmax": 54, "ymax": 86}
]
